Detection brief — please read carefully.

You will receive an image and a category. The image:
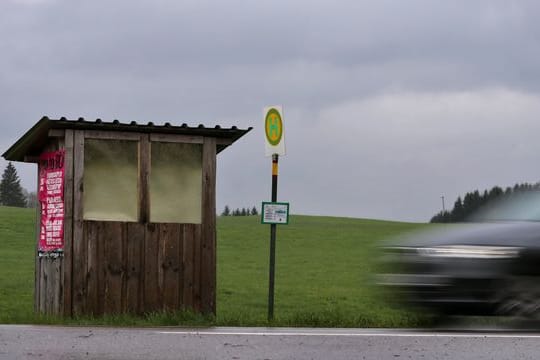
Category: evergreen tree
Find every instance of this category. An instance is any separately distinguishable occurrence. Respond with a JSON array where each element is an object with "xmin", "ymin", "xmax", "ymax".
[
  {"xmin": 430, "ymin": 210, "xmax": 451, "ymax": 223},
  {"xmin": 430, "ymin": 181, "xmax": 540, "ymax": 222},
  {"xmin": 241, "ymin": 208, "xmax": 247, "ymax": 216},
  {"xmin": 221, "ymin": 205, "xmax": 231, "ymax": 216},
  {"xmin": 480, "ymin": 190, "xmax": 489, "ymax": 208},
  {"xmin": 0, "ymin": 162, "xmax": 27, "ymax": 207},
  {"xmin": 451, "ymin": 197, "xmax": 464, "ymax": 222},
  {"xmin": 22, "ymin": 189, "xmax": 37, "ymax": 208},
  {"xmin": 488, "ymin": 186, "xmax": 503, "ymax": 201},
  {"xmin": 468, "ymin": 191, "xmax": 481, "ymax": 217},
  {"xmin": 251, "ymin": 206, "xmax": 258, "ymax": 216}
]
